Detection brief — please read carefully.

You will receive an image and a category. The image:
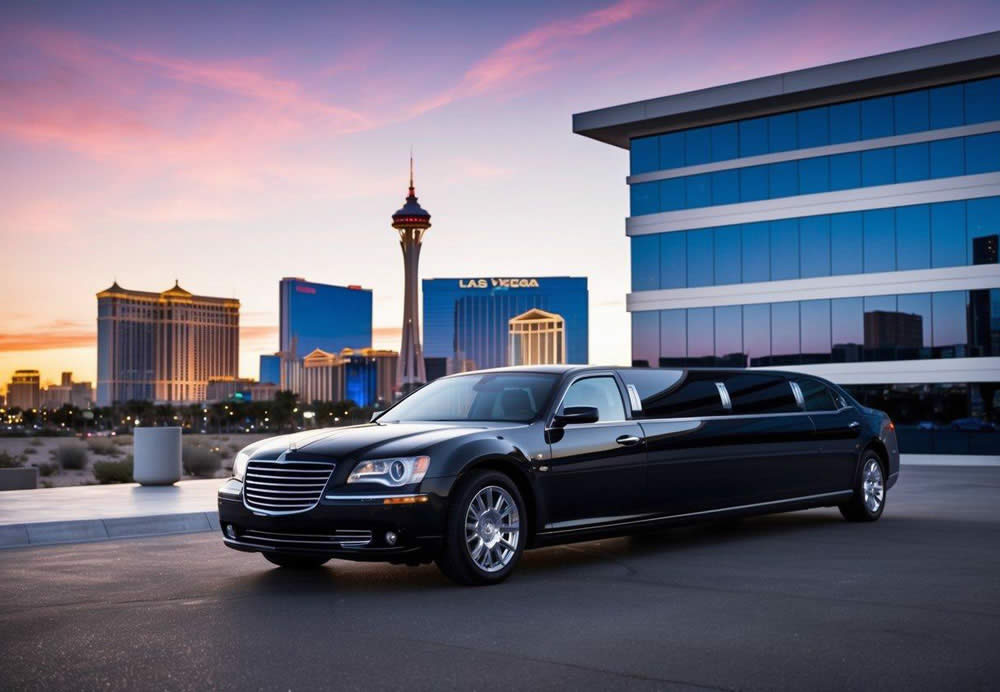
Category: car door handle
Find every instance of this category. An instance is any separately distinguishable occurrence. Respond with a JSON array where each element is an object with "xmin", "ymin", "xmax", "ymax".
[{"xmin": 616, "ymin": 435, "xmax": 642, "ymax": 447}]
